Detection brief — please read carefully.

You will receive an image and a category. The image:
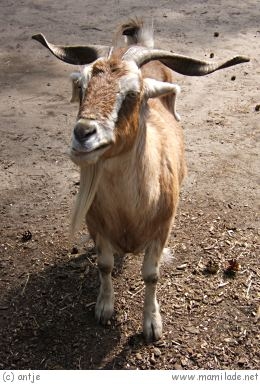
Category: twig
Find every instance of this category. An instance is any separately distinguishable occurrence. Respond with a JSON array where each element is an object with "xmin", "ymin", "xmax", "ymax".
[
  {"xmin": 21, "ymin": 273, "xmax": 30, "ymax": 296},
  {"xmin": 172, "ymin": 340, "xmax": 182, "ymax": 346},
  {"xmin": 22, "ymin": 96, "xmax": 41, "ymax": 102},
  {"xmin": 85, "ymin": 301, "xmax": 96, "ymax": 308},
  {"xmin": 132, "ymin": 286, "xmax": 145, "ymax": 297},
  {"xmin": 87, "ymin": 256, "xmax": 95, "ymax": 266},
  {"xmin": 128, "ymin": 286, "xmax": 145, "ymax": 298},
  {"xmin": 217, "ymin": 281, "xmax": 230, "ymax": 288}
]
